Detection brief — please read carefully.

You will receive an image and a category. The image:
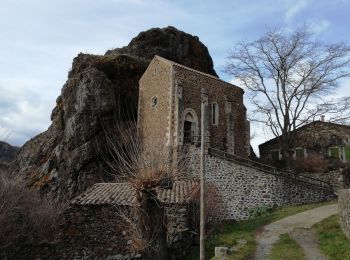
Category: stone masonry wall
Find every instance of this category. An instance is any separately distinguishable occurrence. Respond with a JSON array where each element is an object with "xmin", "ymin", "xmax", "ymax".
[
  {"xmin": 174, "ymin": 65, "xmax": 249, "ymax": 157},
  {"xmin": 60, "ymin": 205, "xmax": 135, "ymax": 259},
  {"xmin": 165, "ymin": 204, "xmax": 198, "ymax": 259},
  {"xmin": 8, "ymin": 203, "xmax": 198, "ymax": 260},
  {"xmin": 299, "ymin": 171, "xmax": 342, "ymax": 192},
  {"xmin": 60, "ymin": 204, "xmax": 197, "ymax": 259},
  {"xmin": 138, "ymin": 57, "xmax": 172, "ymax": 154},
  {"xmin": 188, "ymin": 147, "xmax": 335, "ymax": 220},
  {"xmin": 338, "ymin": 189, "xmax": 350, "ymax": 240}
]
